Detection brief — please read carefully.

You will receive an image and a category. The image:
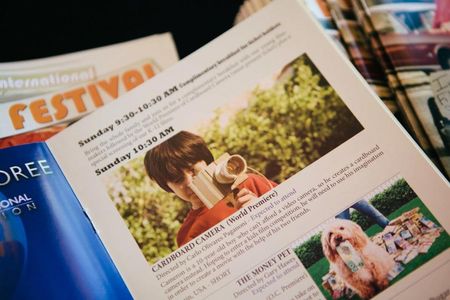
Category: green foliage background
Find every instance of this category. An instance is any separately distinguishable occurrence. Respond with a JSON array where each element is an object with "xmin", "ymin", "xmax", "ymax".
[
  {"xmin": 294, "ymin": 179, "xmax": 417, "ymax": 268},
  {"xmin": 108, "ymin": 55, "xmax": 363, "ymax": 264},
  {"xmin": 107, "ymin": 158, "xmax": 190, "ymax": 264},
  {"xmin": 203, "ymin": 56, "xmax": 363, "ymax": 183},
  {"xmin": 350, "ymin": 178, "xmax": 417, "ymax": 230}
]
